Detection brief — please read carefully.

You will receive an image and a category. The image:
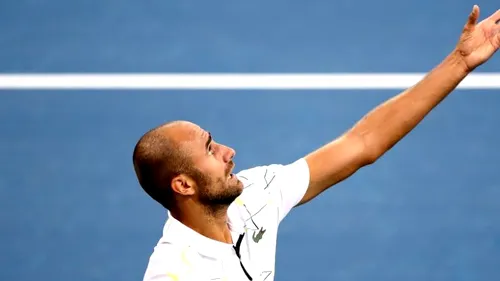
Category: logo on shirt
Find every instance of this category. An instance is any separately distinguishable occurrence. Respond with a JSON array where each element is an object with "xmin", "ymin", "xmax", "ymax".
[{"xmin": 252, "ymin": 227, "xmax": 266, "ymax": 243}]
